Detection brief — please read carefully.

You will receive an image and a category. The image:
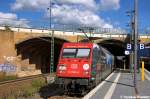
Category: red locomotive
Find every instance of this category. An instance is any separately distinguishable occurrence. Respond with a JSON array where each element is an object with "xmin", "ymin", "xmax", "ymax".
[{"xmin": 56, "ymin": 42, "xmax": 114, "ymax": 94}]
